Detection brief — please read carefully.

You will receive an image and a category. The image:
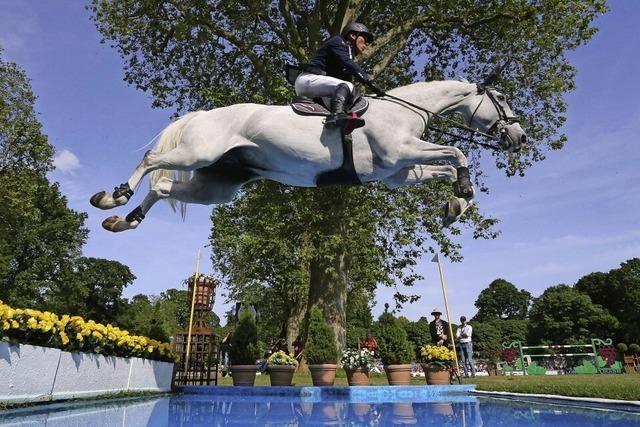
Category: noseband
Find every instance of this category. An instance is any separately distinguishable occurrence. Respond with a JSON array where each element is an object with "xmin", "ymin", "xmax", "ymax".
[{"xmin": 471, "ymin": 84, "xmax": 520, "ymax": 143}]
